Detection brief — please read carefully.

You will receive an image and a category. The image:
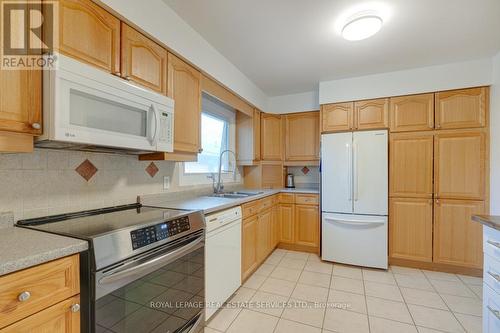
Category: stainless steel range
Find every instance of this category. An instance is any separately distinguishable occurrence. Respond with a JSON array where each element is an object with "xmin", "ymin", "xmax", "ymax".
[{"xmin": 17, "ymin": 204, "xmax": 205, "ymax": 333}]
